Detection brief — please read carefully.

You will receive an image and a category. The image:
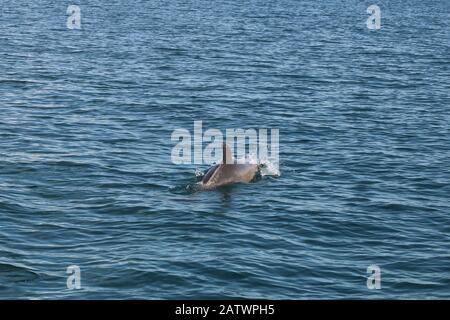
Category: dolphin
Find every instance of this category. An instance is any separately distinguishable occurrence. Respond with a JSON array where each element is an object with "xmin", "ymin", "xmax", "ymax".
[{"xmin": 198, "ymin": 143, "xmax": 259, "ymax": 190}]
